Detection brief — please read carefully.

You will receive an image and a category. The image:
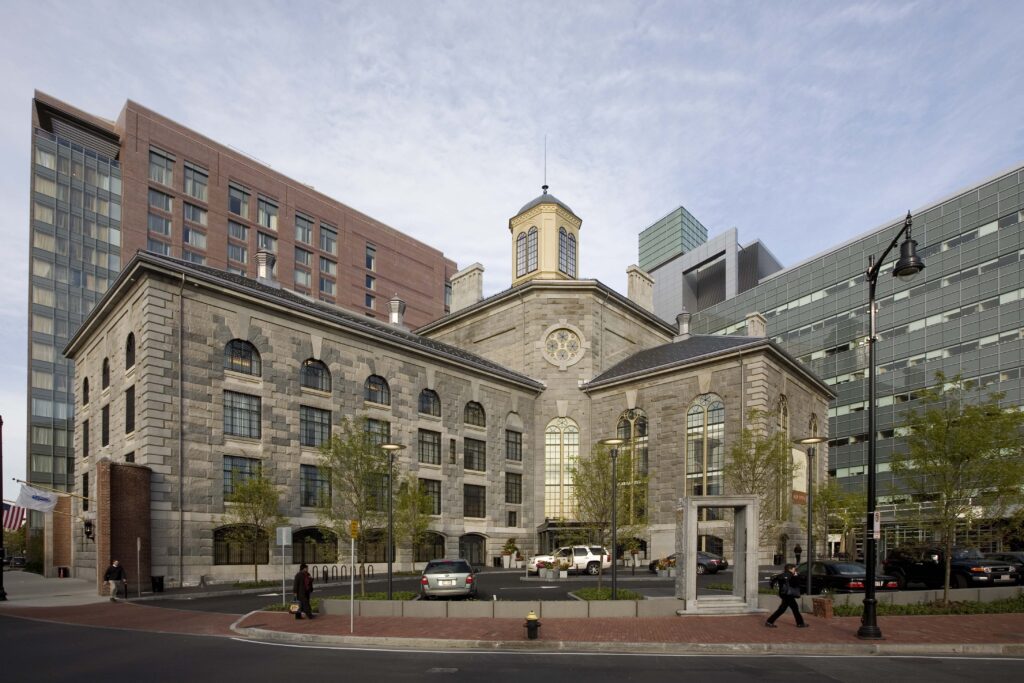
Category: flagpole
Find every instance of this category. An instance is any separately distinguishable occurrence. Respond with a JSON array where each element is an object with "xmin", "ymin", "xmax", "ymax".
[
  {"xmin": 1, "ymin": 414, "xmax": 7, "ymax": 601},
  {"xmin": 12, "ymin": 478, "xmax": 93, "ymax": 505}
]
